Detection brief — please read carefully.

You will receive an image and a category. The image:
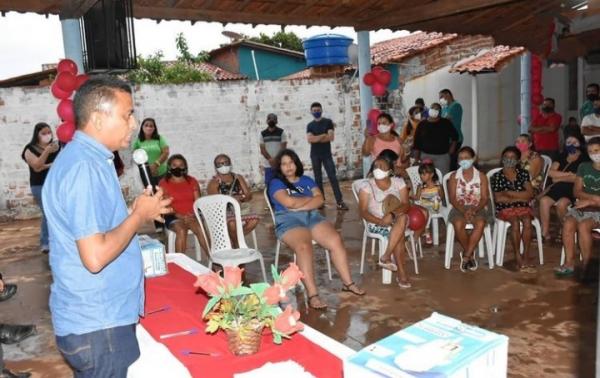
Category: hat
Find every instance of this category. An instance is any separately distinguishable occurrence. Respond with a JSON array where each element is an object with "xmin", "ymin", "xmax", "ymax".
[{"xmin": 267, "ymin": 113, "xmax": 277, "ymax": 121}]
